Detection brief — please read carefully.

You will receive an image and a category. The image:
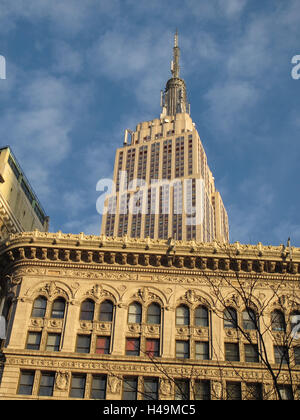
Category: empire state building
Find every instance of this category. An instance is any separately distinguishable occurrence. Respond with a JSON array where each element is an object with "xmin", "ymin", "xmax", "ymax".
[{"xmin": 101, "ymin": 32, "xmax": 229, "ymax": 243}]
